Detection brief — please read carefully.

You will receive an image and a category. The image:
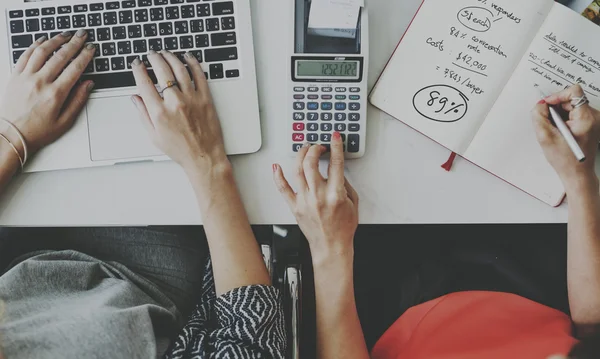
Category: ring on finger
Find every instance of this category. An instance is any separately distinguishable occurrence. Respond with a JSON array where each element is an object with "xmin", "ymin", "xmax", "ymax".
[
  {"xmin": 158, "ymin": 80, "xmax": 179, "ymax": 95},
  {"xmin": 571, "ymin": 95, "xmax": 589, "ymax": 109}
]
